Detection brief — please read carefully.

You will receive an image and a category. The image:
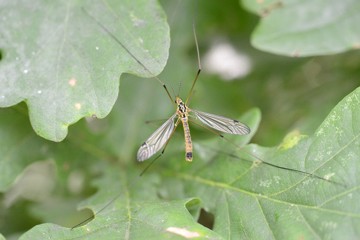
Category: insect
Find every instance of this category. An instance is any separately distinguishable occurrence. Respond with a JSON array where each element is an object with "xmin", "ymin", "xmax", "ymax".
[
  {"xmin": 83, "ymin": 7, "xmax": 344, "ymax": 183},
  {"xmin": 71, "ymin": 6, "xmax": 346, "ymax": 231},
  {"xmin": 135, "ymin": 25, "xmax": 250, "ymax": 163},
  {"xmin": 129, "ymin": 24, "xmax": 344, "ymax": 186},
  {"xmin": 136, "ymin": 94, "xmax": 250, "ymax": 162}
]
